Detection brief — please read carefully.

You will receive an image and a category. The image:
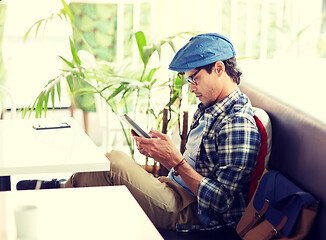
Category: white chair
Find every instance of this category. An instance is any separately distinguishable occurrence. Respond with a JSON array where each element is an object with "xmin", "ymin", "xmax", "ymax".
[{"xmin": 0, "ymin": 85, "xmax": 16, "ymax": 119}]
